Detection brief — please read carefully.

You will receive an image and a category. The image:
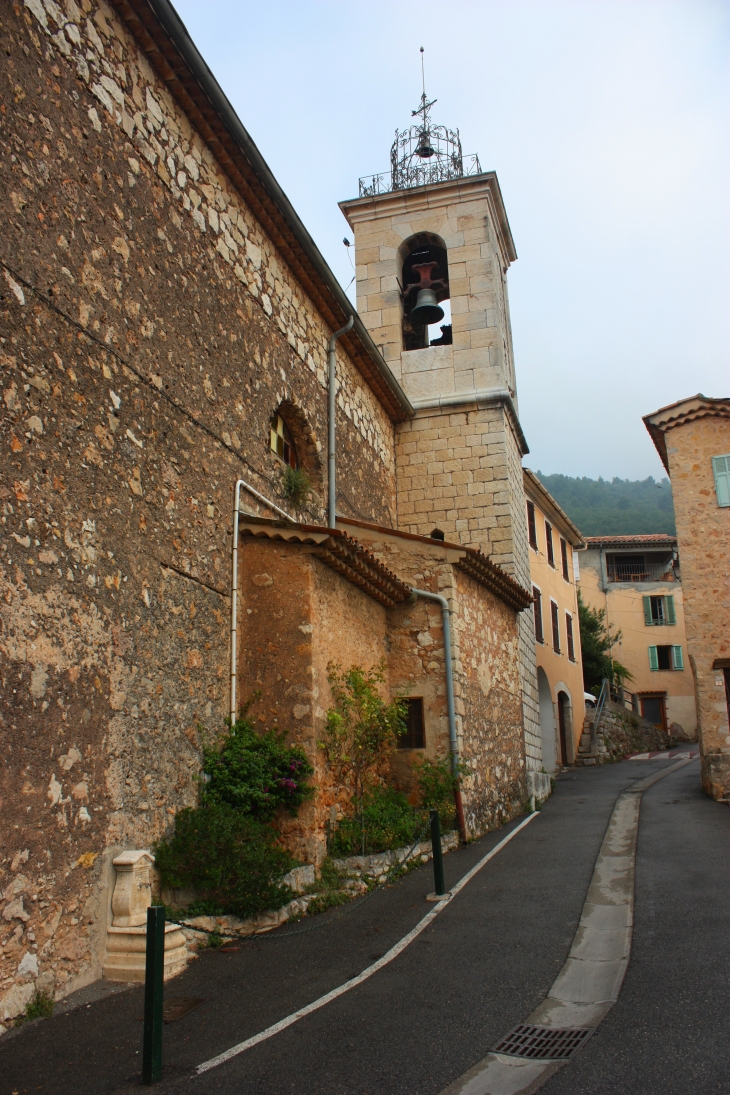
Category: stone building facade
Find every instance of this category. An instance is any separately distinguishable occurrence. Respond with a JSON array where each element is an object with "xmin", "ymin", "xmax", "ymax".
[
  {"xmin": 0, "ymin": 0, "xmax": 539, "ymax": 1019},
  {"xmin": 340, "ymin": 175, "xmax": 544, "ymax": 800},
  {"xmin": 644, "ymin": 395, "xmax": 730, "ymax": 799}
]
